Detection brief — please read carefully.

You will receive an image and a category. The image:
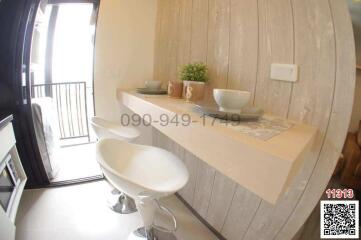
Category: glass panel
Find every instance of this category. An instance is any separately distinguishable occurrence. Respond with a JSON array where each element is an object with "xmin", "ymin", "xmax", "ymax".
[
  {"xmin": 52, "ymin": 4, "xmax": 95, "ymax": 85},
  {"xmin": 0, "ymin": 167, "xmax": 15, "ymax": 211},
  {"xmin": 31, "ymin": 5, "xmax": 53, "ymax": 85},
  {"xmin": 51, "ymin": 3, "xmax": 96, "ymax": 145}
]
